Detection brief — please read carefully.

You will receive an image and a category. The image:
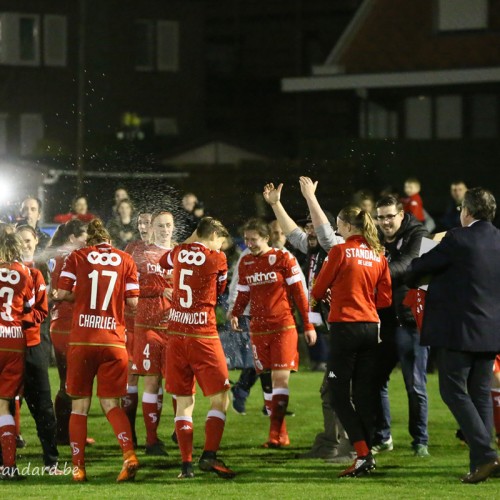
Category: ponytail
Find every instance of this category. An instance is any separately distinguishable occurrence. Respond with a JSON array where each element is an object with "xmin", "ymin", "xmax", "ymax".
[
  {"xmin": 0, "ymin": 232, "xmax": 23, "ymax": 263},
  {"xmin": 338, "ymin": 205, "xmax": 384, "ymax": 254},
  {"xmin": 86, "ymin": 218, "xmax": 111, "ymax": 246}
]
